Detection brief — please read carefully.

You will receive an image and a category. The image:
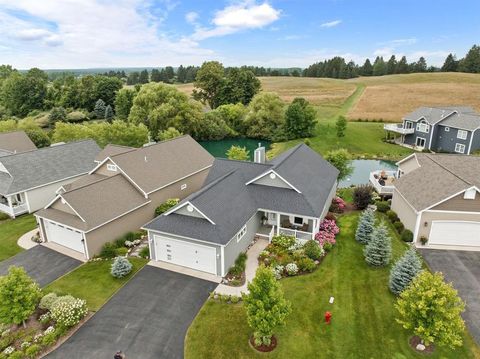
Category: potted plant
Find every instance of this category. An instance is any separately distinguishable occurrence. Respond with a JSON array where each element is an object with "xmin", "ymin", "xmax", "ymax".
[
  {"xmin": 420, "ymin": 236, "xmax": 428, "ymax": 246},
  {"xmin": 261, "ymin": 215, "xmax": 268, "ymax": 225}
]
